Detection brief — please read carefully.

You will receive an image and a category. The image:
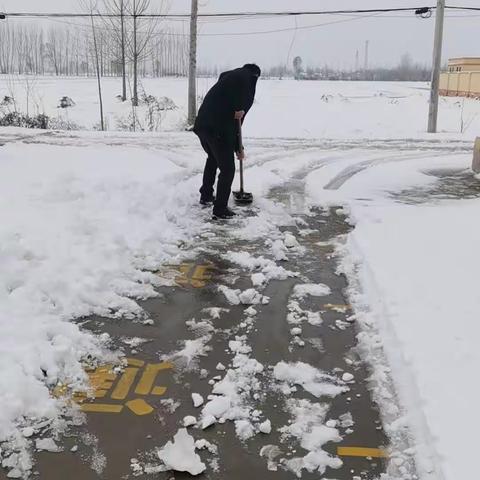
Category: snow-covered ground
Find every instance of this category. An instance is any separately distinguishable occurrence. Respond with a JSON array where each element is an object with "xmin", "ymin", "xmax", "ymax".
[
  {"xmin": 1, "ymin": 77, "xmax": 479, "ymax": 479},
  {"xmin": 2, "ymin": 75, "xmax": 480, "ymax": 139}
]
